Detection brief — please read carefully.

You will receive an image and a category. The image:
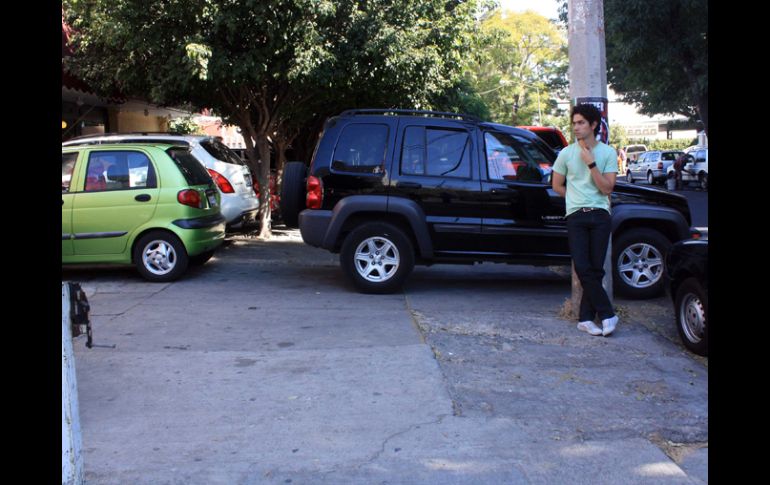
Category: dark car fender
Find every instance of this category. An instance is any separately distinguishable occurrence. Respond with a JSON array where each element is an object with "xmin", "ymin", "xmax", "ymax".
[
  {"xmin": 611, "ymin": 204, "xmax": 691, "ymax": 242},
  {"xmin": 321, "ymin": 195, "xmax": 433, "ymax": 258}
]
